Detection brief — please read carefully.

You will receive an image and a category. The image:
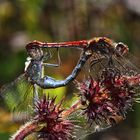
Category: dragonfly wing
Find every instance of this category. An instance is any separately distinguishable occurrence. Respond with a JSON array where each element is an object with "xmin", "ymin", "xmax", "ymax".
[
  {"xmin": 67, "ymin": 110, "xmax": 111, "ymax": 140},
  {"xmin": 89, "ymin": 52, "xmax": 140, "ymax": 79},
  {"xmin": 0, "ymin": 74, "xmax": 34, "ymax": 120}
]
